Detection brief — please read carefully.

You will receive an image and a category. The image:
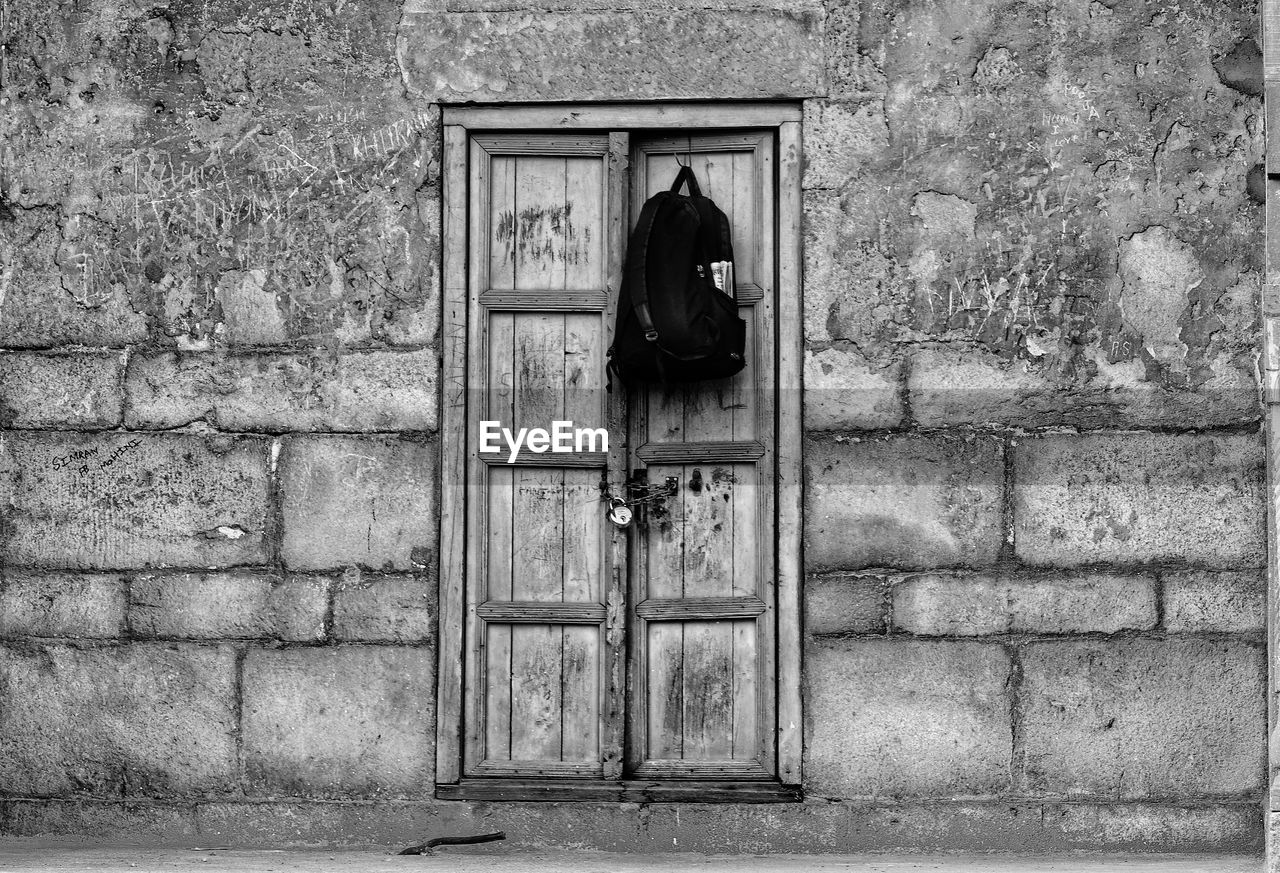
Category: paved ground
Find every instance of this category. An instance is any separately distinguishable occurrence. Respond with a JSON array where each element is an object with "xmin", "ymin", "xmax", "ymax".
[{"xmin": 0, "ymin": 849, "xmax": 1262, "ymax": 873}]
